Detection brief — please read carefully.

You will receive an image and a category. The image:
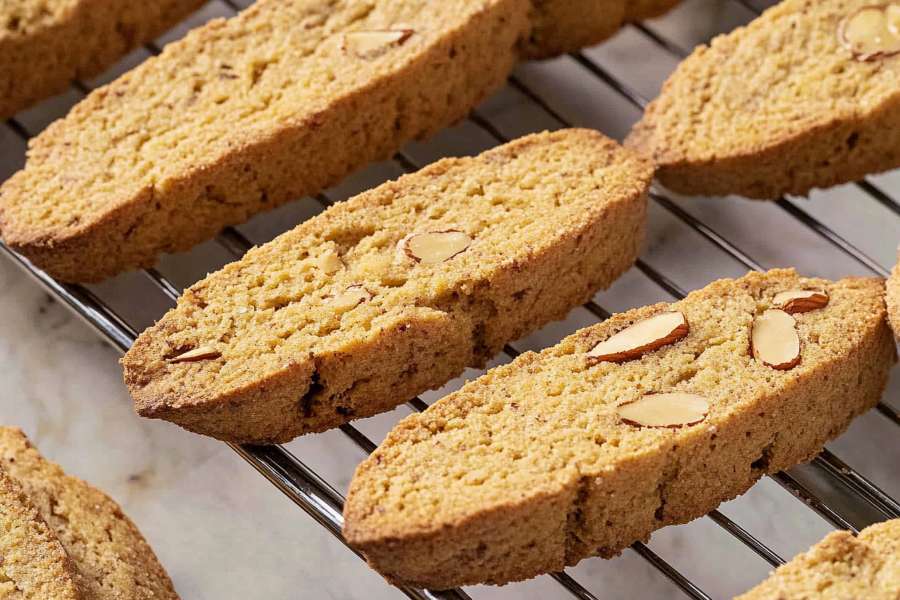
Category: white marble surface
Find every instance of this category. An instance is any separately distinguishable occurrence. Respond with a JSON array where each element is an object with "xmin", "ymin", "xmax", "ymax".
[{"xmin": 2, "ymin": 0, "xmax": 899, "ymax": 598}]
